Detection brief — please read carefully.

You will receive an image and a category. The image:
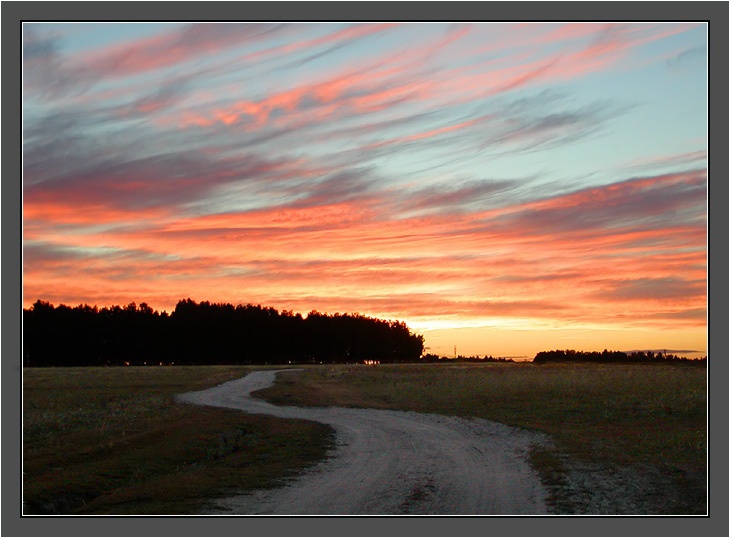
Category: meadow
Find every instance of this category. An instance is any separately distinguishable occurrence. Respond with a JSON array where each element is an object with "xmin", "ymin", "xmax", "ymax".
[
  {"xmin": 22, "ymin": 366, "xmax": 334, "ymax": 515},
  {"xmin": 23, "ymin": 361, "xmax": 707, "ymax": 515},
  {"xmin": 256, "ymin": 362, "xmax": 707, "ymax": 514}
]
